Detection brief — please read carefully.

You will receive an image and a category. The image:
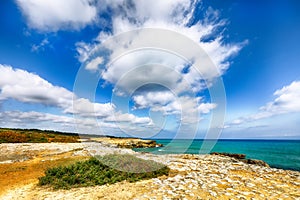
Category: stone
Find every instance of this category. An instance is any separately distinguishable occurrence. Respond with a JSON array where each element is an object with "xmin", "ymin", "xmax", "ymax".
[
  {"xmin": 210, "ymin": 152, "xmax": 246, "ymax": 159},
  {"xmin": 242, "ymin": 159, "xmax": 270, "ymax": 167}
]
